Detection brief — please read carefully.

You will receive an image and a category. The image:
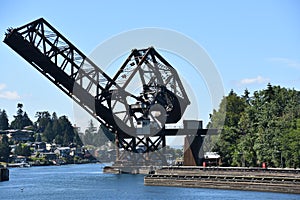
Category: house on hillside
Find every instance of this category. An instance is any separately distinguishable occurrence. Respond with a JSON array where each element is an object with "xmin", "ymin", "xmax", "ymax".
[
  {"xmin": 40, "ymin": 152, "xmax": 57, "ymax": 161},
  {"xmin": 54, "ymin": 147, "xmax": 71, "ymax": 158},
  {"xmin": 46, "ymin": 143, "xmax": 57, "ymax": 152},
  {"xmin": 32, "ymin": 142, "xmax": 46, "ymax": 152},
  {"xmin": 7, "ymin": 129, "xmax": 34, "ymax": 142}
]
